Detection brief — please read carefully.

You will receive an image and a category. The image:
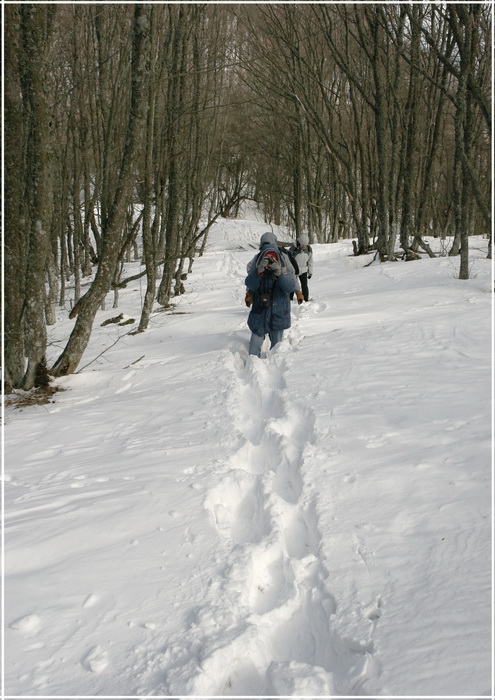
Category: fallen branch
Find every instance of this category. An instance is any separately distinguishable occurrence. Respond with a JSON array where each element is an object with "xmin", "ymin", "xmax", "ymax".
[
  {"xmin": 123, "ymin": 355, "xmax": 145, "ymax": 369},
  {"xmin": 76, "ymin": 329, "xmax": 134, "ymax": 373}
]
